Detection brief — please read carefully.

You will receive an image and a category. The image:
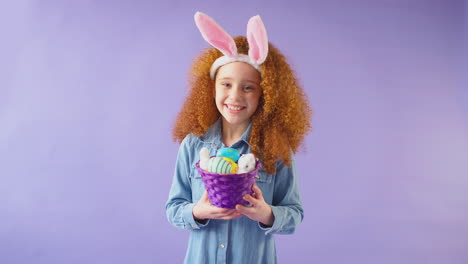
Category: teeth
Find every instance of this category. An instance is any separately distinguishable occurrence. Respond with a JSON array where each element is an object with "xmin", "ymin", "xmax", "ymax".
[{"xmin": 227, "ymin": 105, "xmax": 243, "ymax": 111}]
